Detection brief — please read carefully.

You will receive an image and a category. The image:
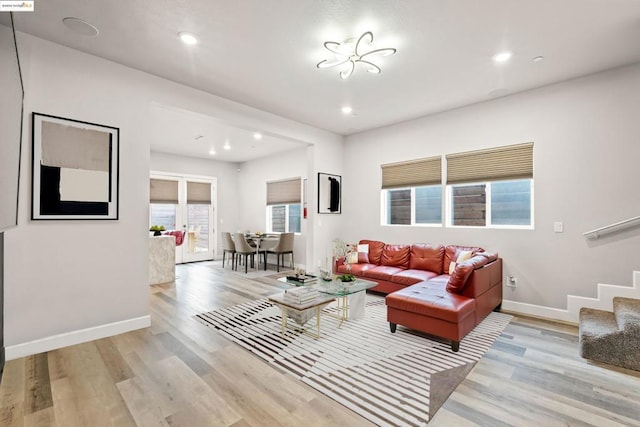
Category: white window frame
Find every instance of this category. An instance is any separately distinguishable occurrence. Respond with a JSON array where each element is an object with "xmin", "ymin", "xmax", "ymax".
[
  {"xmin": 446, "ymin": 179, "xmax": 534, "ymax": 229},
  {"xmin": 380, "ymin": 185, "xmax": 443, "ymax": 227}
]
